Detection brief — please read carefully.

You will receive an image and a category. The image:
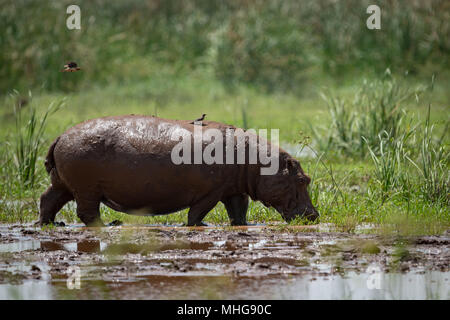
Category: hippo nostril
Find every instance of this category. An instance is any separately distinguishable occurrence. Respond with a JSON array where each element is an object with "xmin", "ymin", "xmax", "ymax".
[
  {"xmin": 303, "ymin": 208, "xmax": 319, "ymax": 221},
  {"xmin": 310, "ymin": 211, "xmax": 319, "ymax": 220},
  {"xmin": 285, "ymin": 206, "xmax": 319, "ymax": 222}
]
